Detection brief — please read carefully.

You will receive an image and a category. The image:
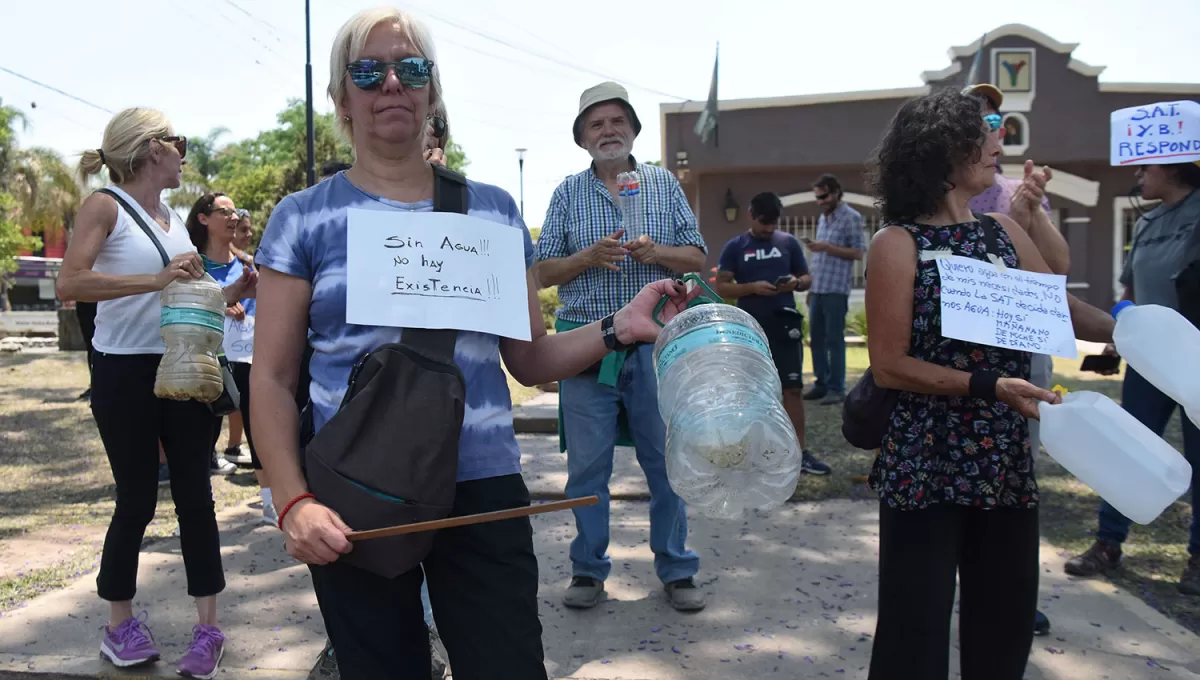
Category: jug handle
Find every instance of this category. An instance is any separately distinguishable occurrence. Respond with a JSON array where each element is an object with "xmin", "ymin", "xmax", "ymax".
[{"xmin": 652, "ymin": 273, "xmax": 725, "ymax": 327}]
